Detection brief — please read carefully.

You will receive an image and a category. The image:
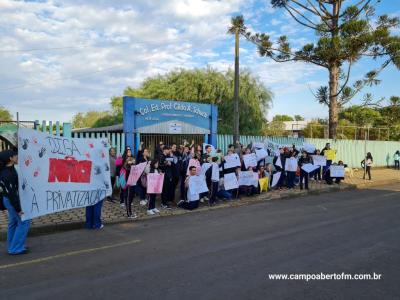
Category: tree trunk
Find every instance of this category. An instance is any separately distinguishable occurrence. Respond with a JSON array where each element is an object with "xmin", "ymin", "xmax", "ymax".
[
  {"xmin": 328, "ymin": 64, "xmax": 339, "ymax": 139},
  {"xmin": 328, "ymin": 0, "xmax": 341, "ymax": 139},
  {"xmin": 233, "ymin": 29, "xmax": 240, "ymax": 143}
]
